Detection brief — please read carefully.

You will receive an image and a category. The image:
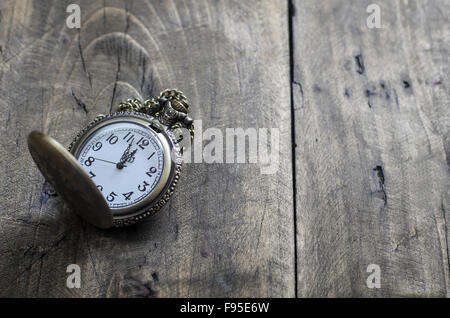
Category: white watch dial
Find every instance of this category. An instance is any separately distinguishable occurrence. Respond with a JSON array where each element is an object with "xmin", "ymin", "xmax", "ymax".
[{"xmin": 75, "ymin": 121, "xmax": 165, "ymax": 210}]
